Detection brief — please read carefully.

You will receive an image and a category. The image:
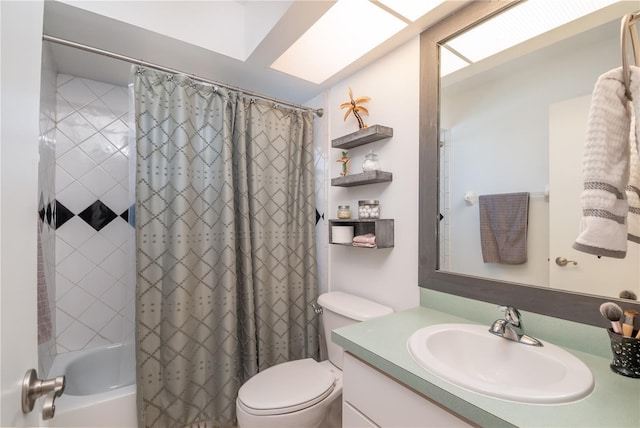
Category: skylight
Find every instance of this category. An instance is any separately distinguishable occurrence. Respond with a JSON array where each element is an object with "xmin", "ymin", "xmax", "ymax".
[
  {"xmin": 441, "ymin": 0, "xmax": 620, "ymax": 76},
  {"xmin": 376, "ymin": 0, "xmax": 447, "ymax": 22},
  {"xmin": 270, "ymin": 0, "xmax": 407, "ymax": 84}
]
